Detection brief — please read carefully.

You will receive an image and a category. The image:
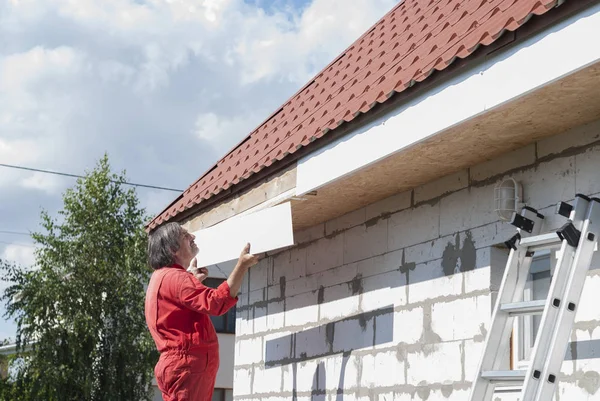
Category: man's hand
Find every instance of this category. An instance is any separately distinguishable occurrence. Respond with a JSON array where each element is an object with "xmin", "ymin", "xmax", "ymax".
[
  {"xmin": 237, "ymin": 243, "xmax": 259, "ymax": 270},
  {"xmin": 189, "ymin": 258, "xmax": 209, "ymax": 282}
]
